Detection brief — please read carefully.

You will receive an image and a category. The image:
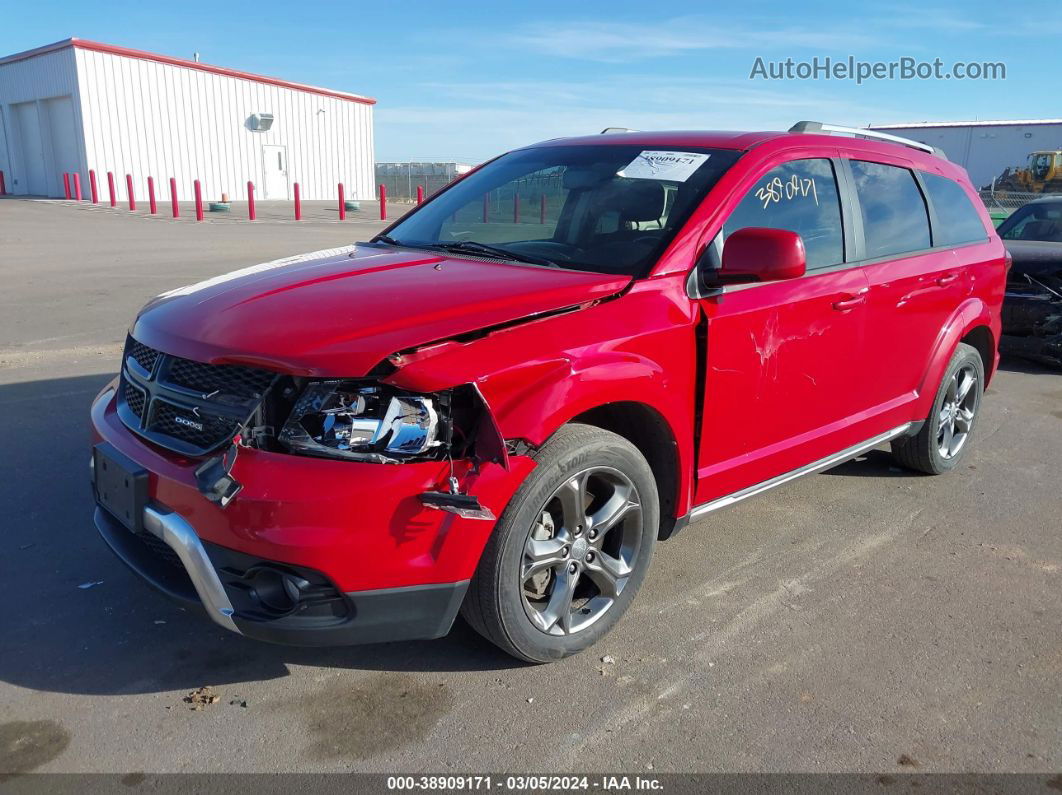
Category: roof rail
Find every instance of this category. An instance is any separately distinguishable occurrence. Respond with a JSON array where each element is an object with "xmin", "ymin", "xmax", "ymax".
[
  {"xmin": 789, "ymin": 121, "xmax": 947, "ymax": 158},
  {"xmin": 600, "ymin": 127, "xmax": 637, "ymax": 134}
]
